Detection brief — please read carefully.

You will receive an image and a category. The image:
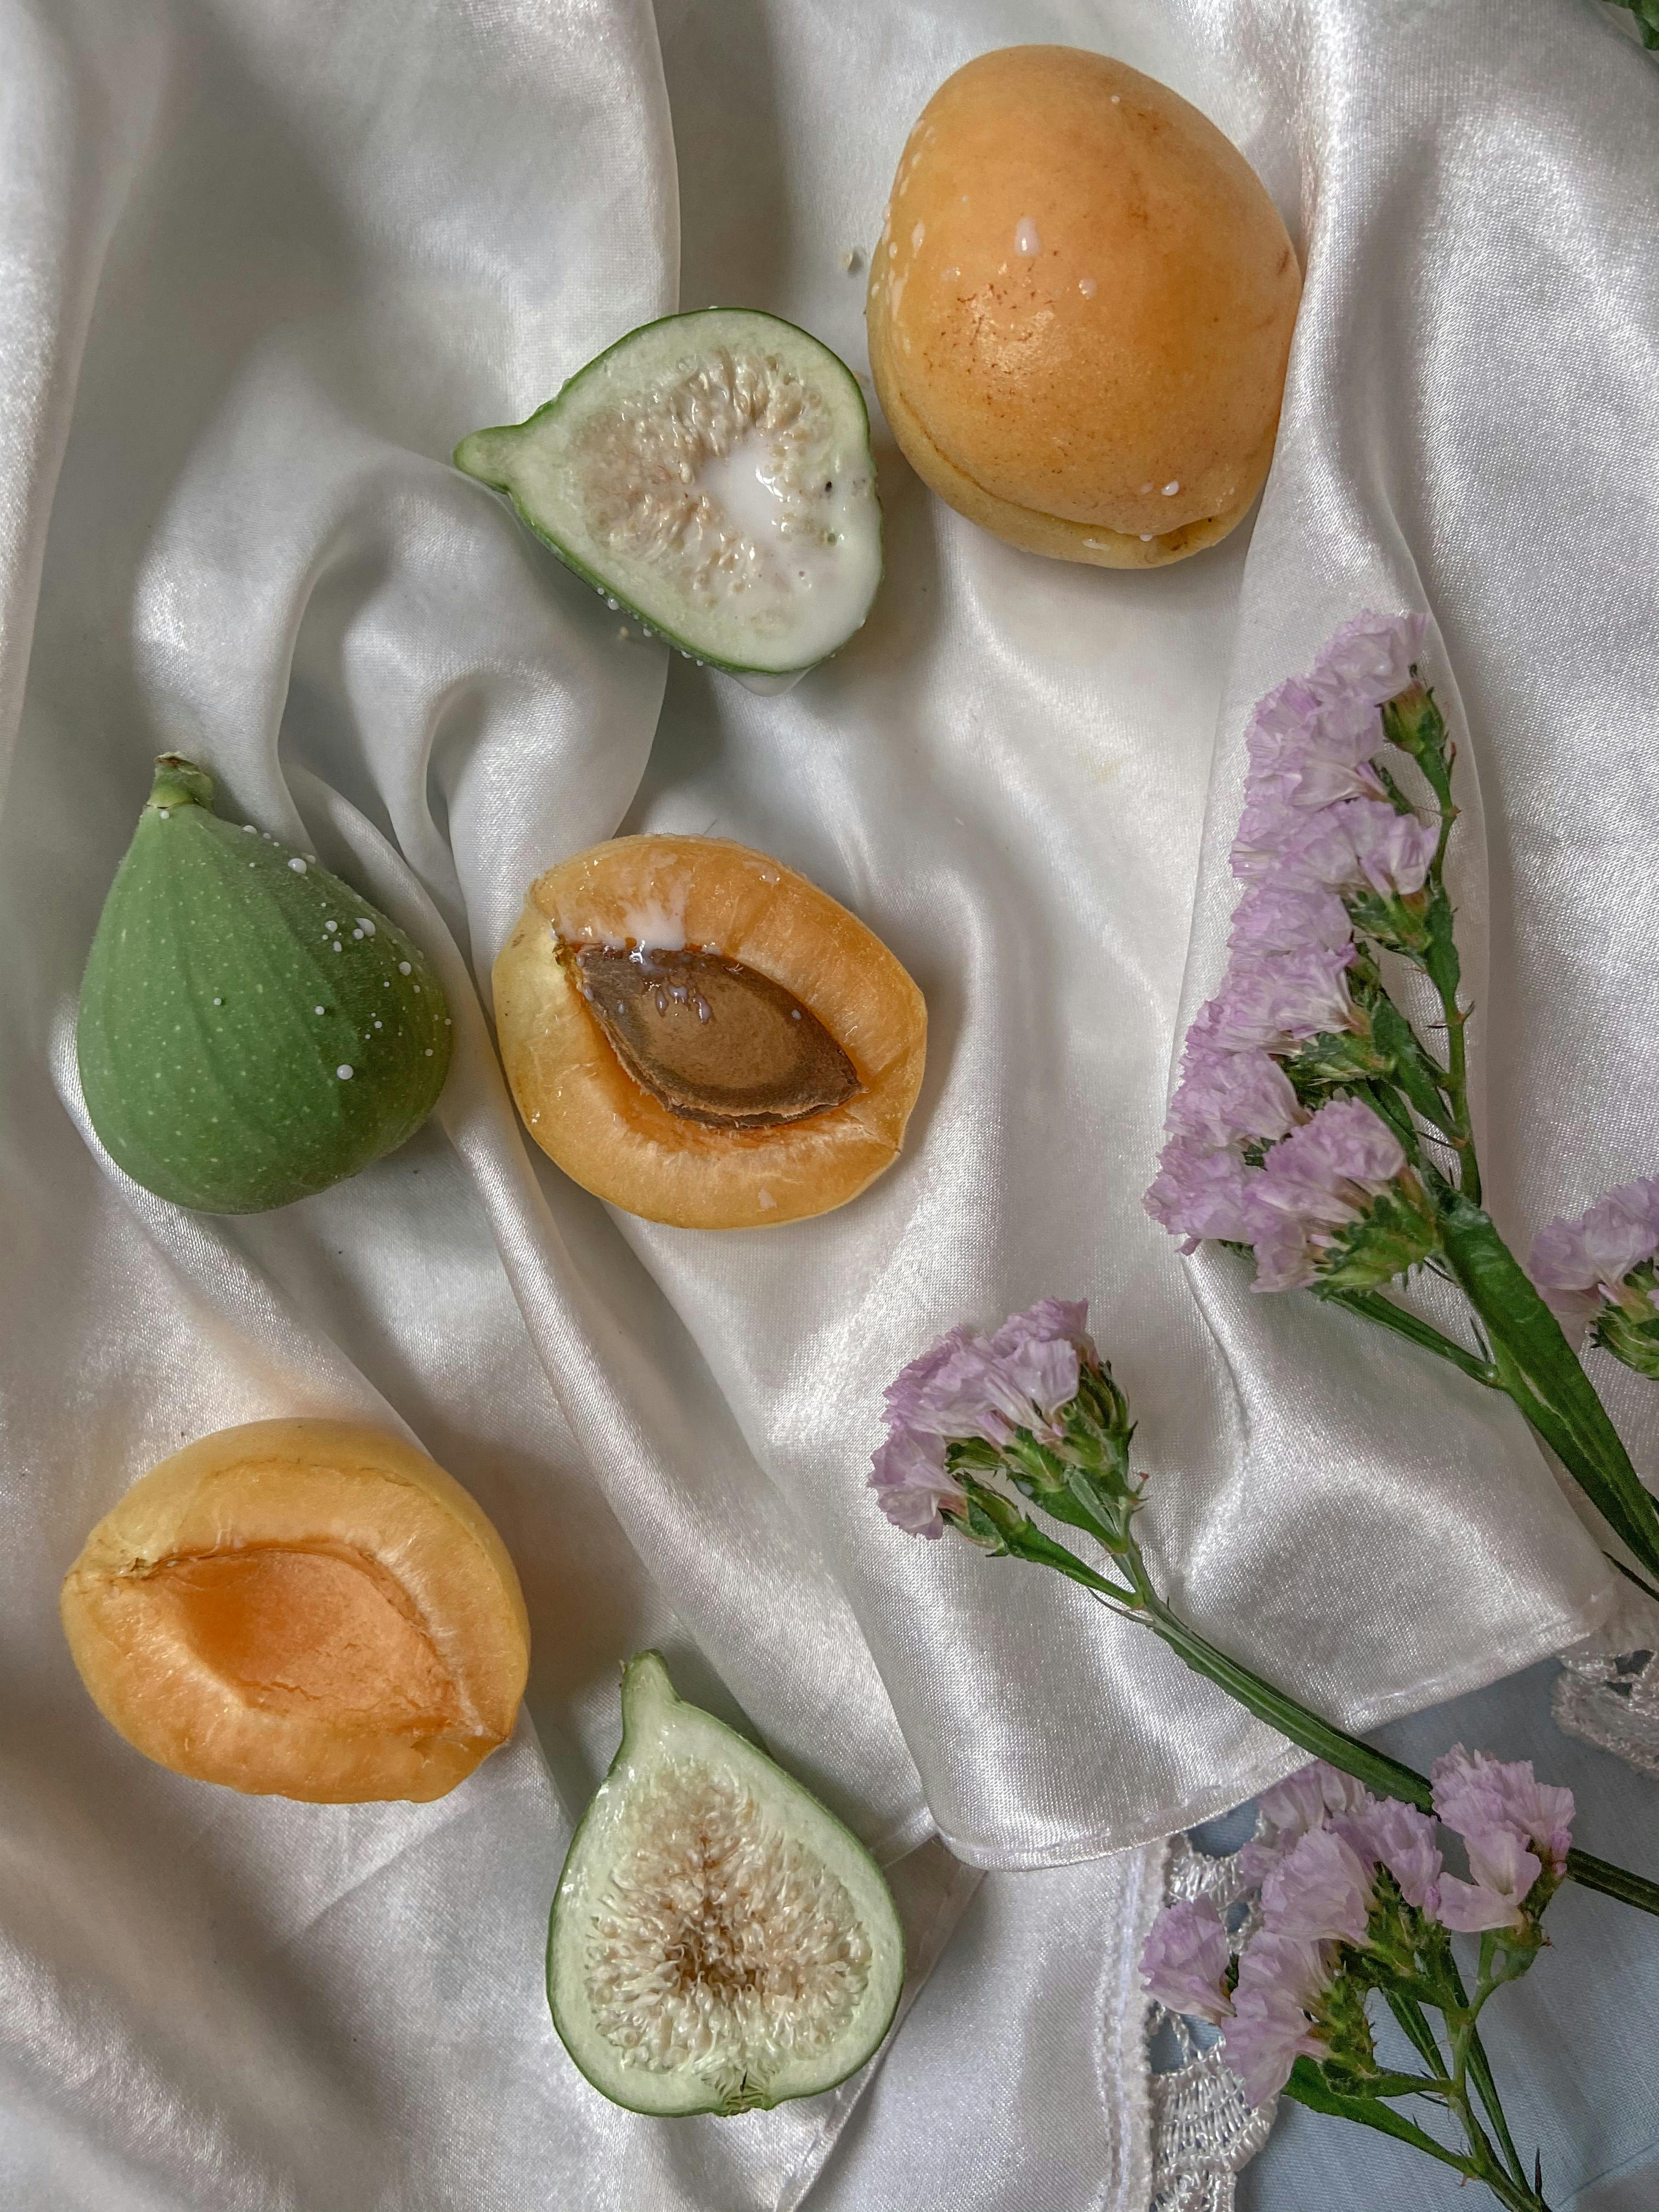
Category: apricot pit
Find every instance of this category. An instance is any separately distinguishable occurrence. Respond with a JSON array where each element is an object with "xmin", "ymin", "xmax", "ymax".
[{"xmin": 493, "ymin": 836, "xmax": 926, "ymax": 1229}]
